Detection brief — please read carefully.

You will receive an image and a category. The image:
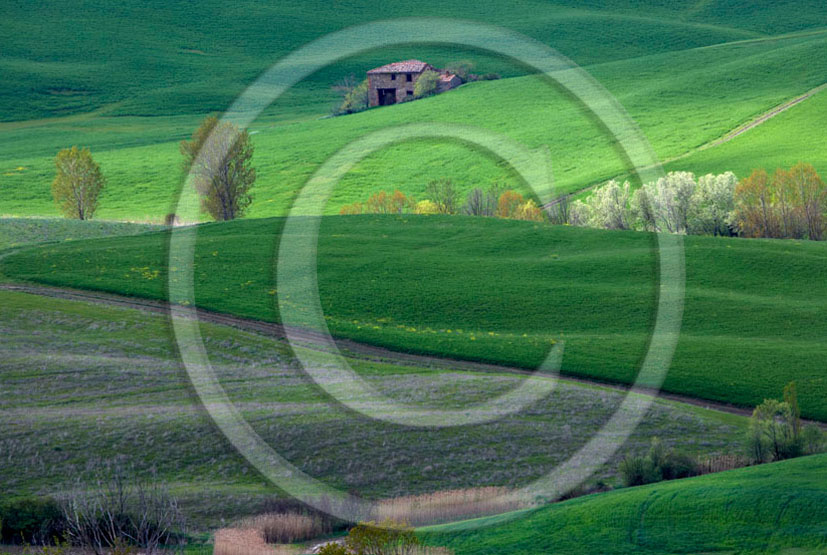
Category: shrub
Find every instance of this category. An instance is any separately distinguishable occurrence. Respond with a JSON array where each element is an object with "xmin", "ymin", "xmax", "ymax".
[
  {"xmin": 424, "ymin": 179, "xmax": 458, "ymax": 214},
  {"xmin": 514, "ymin": 199, "xmax": 545, "ymax": 222},
  {"xmin": 340, "ymin": 202, "xmax": 364, "ymax": 215},
  {"xmin": 317, "ymin": 542, "xmax": 348, "ymax": 555},
  {"xmin": 496, "ymin": 190, "xmax": 524, "ymax": 219},
  {"xmin": 345, "ymin": 519, "xmax": 419, "ymax": 555},
  {"xmin": 0, "ymin": 497, "xmax": 65, "ymax": 545},
  {"xmin": 333, "ymin": 76, "xmax": 369, "ymax": 115},
  {"xmin": 366, "ymin": 190, "xmax": 411, "ymax": 214},
  {"xmin": 802, "ymin": 425, "xmax": 824, "ymax": 455},
  {"xmin": 619, "ymin": 439, "xmax": 698, "ymax": 487},
  {"xmin": 414, "ymin": 71, "xmax": 440, "ymax": 98},
  {"xmin": 462, "ymin": 184, "xmax": 502, "ymax": 216},
  {"xmin": 414, "ymin": 200, "xmax": 440, "ymax": 215},
  {"xmin": 619, "ymin": 455, "xmax": 660, "ymax": 487},
  {"xmin": 747, "ymin": 397, "xmax": 803, "ymax": 463},
  {"xmin": 444, "ymin": 60, "xmax": 473, "ymax": 83}
]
